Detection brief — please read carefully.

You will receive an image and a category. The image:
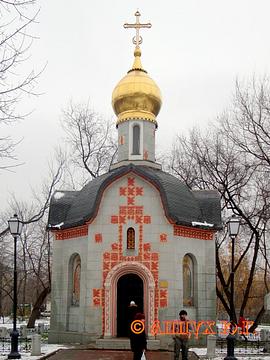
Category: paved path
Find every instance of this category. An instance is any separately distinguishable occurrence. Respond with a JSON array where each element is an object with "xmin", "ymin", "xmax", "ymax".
[
  {"xmin": 45, "ymin": 349, "xmax": 171, "ymax": 359},
  {"xmin": 44, "ymin": 349, "xmax": 199, "ymax": 360}
]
